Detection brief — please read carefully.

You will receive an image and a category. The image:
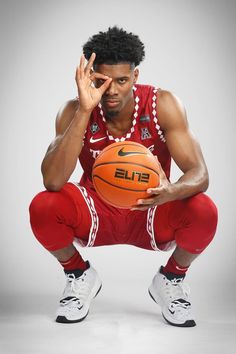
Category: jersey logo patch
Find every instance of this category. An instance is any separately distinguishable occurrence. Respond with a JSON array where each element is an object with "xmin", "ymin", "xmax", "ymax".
[
  {"xmin": 90, "ymin": 136, "xmax": 106, "ymax": 143},
  {"xmin": 90, "ymin": 122, "xmax": 100, "ymax": 134},
  {"xmin": 141, "ymin": 127, "xmax": 152, "ymax": 140},
  {"xmin": 89, "ymin": 148, "xmax": 101, "ymax": 159},
  {"xmin": 140, "ymin": 115, "xmax": 150, "ymax": 122}
]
